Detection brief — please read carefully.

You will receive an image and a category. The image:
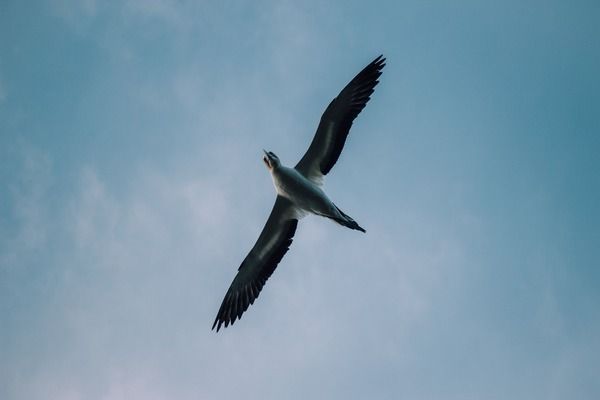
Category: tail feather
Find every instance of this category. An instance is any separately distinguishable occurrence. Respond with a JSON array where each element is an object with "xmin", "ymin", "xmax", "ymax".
[{"xmin": 331, "ymin": 205, "xmax": 366, "ymax": 233}]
